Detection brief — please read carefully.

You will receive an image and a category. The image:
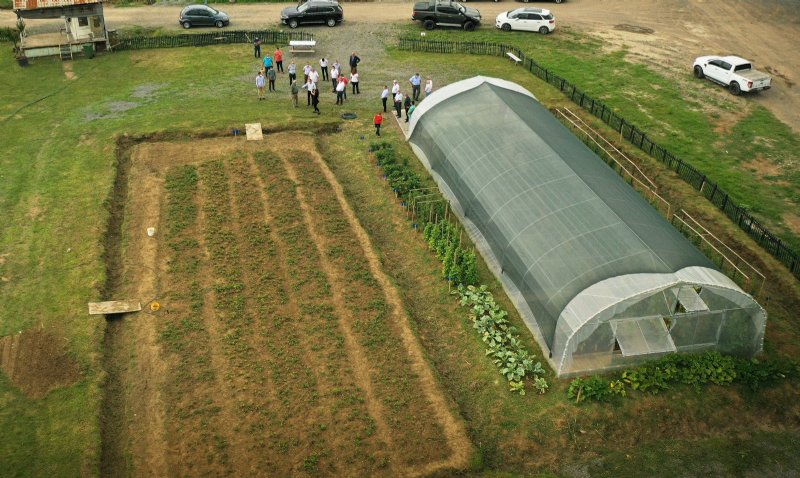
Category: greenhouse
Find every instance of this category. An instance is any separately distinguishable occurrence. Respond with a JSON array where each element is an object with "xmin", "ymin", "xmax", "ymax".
[{"xmin": 407, "ymin": 76, "xmax": 766, "ymax": 376}]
